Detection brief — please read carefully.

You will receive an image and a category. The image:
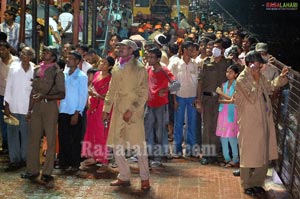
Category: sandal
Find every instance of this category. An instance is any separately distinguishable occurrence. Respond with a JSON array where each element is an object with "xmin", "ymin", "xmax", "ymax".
[
  {"xmin": 80, "ymin": 158, "xmax": 96, "ymax": 167},
  {"xmin": 220, "ymin": 161, "xmax": 230, "ymax": 167},
  {"xmin": 96, "ymin": 165, "xmax": 108, "ymax": 173},
  {"xmin": 224, "ymin": 161, "xmax": 239, "ymax": 168}
]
